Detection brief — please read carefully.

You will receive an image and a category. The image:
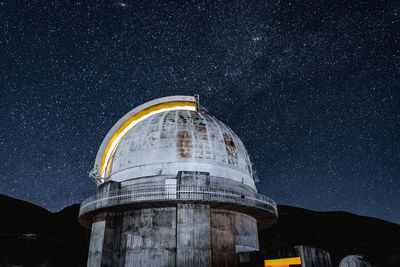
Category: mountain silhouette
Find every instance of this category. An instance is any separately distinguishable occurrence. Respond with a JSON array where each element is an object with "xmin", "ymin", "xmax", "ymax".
[
  {"xmin": 0, "ymin": 194, "xmax": 88, "ymax": 266},
  {"xmin": 259, "ymin": 205, "xmax": 400, "ymax": 267},
  {"xmin": 1, "ymin": 195, "xmax": 399, "ymax": 266}
]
